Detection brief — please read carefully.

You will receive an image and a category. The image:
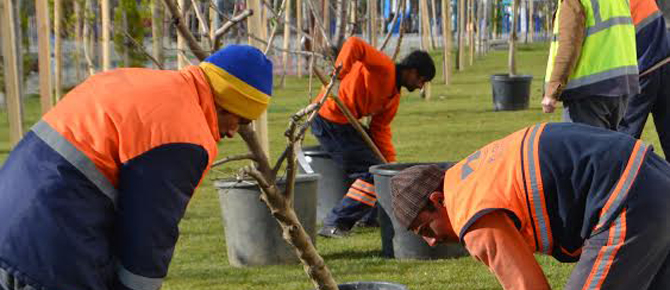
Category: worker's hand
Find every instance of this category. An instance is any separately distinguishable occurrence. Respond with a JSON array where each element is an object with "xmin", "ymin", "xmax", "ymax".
[{"xmin": 541, "ymin": 95, "xmax": 558, "ymax": 113}]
